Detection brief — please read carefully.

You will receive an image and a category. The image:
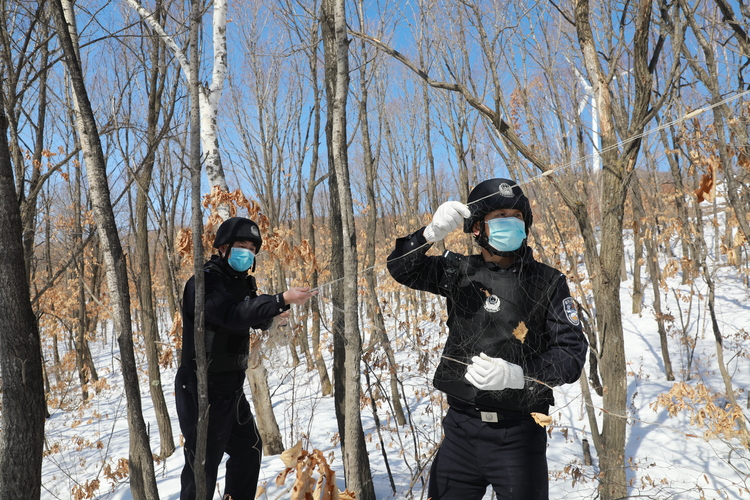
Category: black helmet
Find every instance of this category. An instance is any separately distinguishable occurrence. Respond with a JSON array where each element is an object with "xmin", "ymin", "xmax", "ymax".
[
  {"xmin": 463, "ymin": 178, "xmax": 533, "ymax": 234},
  {"xmin": 213, "ymin": 217, "xmax": 263, "ymax": 251}
]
